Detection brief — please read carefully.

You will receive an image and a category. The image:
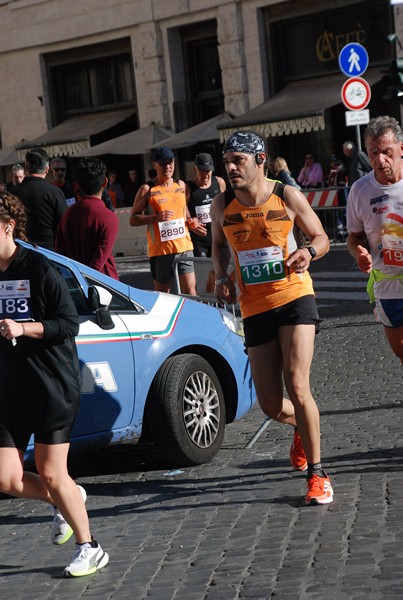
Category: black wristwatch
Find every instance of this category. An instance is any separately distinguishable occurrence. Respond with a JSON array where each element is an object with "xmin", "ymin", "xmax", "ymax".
[{"xmin": 306, "ymin": 246, "xmax": 317, "ymax": 259}]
